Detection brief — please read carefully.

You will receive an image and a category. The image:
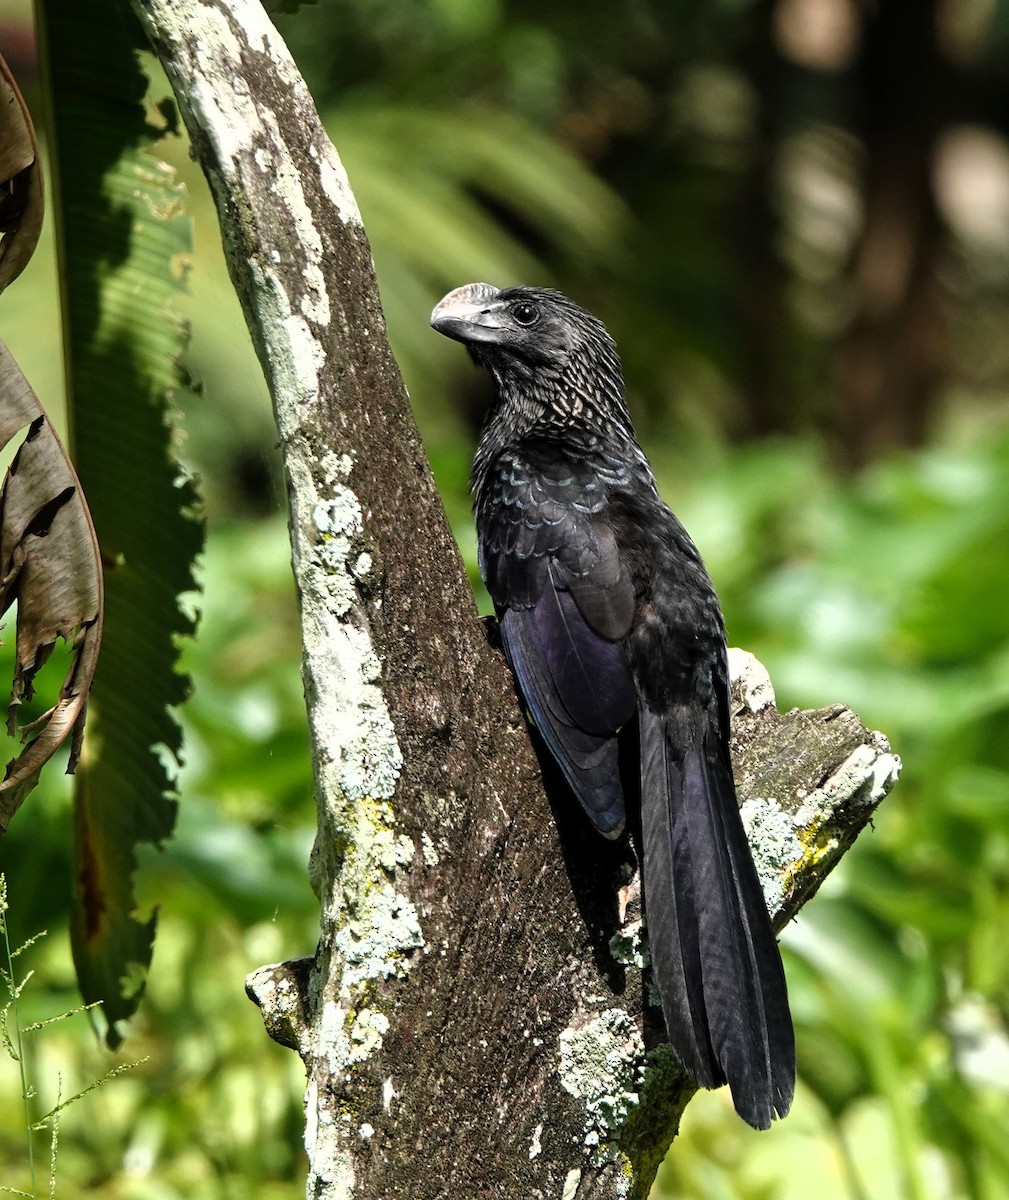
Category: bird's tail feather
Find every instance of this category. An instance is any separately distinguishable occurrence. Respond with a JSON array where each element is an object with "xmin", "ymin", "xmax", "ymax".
[{"xmin": 640, "ymin": 706, "xmax": 795, "ymax": 1129}]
